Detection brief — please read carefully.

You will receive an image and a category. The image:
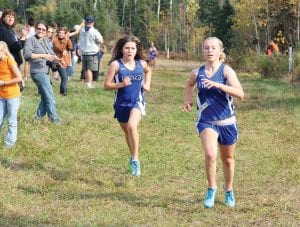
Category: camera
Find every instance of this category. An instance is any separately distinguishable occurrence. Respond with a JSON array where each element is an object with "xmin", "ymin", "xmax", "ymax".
[{"xmin": 46, "ymin": 60, "xmax": 59, "ymax": 72}]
